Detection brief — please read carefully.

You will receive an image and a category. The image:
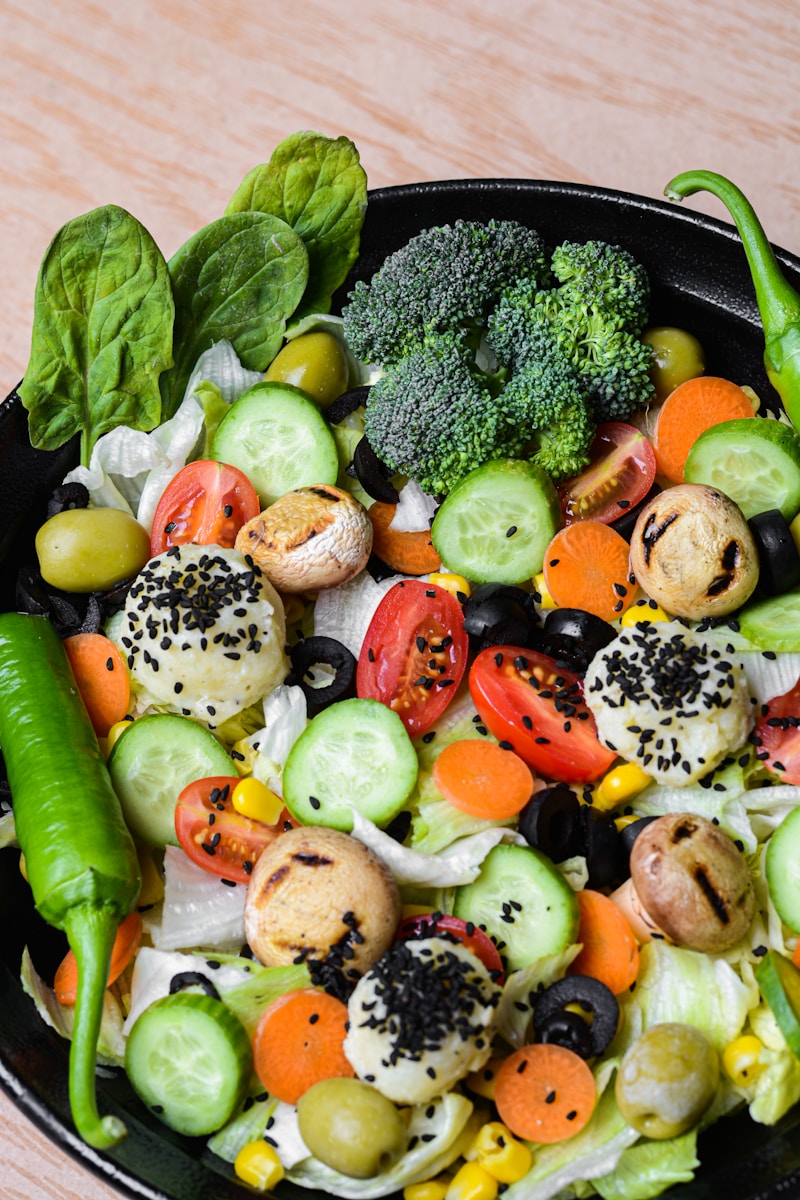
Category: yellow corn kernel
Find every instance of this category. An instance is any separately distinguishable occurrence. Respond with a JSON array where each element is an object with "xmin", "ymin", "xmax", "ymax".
[
  {"xmin": 722, "ymin": 1035, "xmax": 767, "ymax": 1087},
  {"xmin": 231, "ymin": 777, "xmax": 284, "ymax": 826},
  {"xmin": 533, "ymin": 572, "xmax": 557, "ymax": 609},
  {"xmin": 593, "ymin": 763, "xmax": 652, "ymax": 811},
  {"xmin": 281, "ymin": 595, "xmax": 307, "ymax": 626},
  {"xmin": 614, "ymin": 812, "xmax": 643, "ymax": 833},
  {"xmin": 464, "ymin": 1055, "xmax": 505, "ymax": 1101},
  {"xmin": 136, "ymin": 841, "xmax": 165, "ymax": 906},
  {"xmin": 404, "ymin": 1178, "xmax": 451, "ymax": 1200},
  {"xmin": 234, "ymin": 1139, "xmax": 285, "ymax": 1191},
  {"xmin": 470, "ymin": 1121, "xmax": 532, "ymax": 1184},
  {"xmin": 231, "ymin": 737, "xmax": 258, "ymax": 777},
  {"xmin": 428, "ymin": 572, "xmax": 471, "ymax": 602},
  {"xmin": 620, "ymin": 600, "xmax": 669, "ymax": 628},
  {"xmin": 105, "ymin": 715, "xmax": 135, "ymax": 754},
  {"xmin": 445, "ymin": 1161, "xmax": 499, "ymax": 1200}
]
